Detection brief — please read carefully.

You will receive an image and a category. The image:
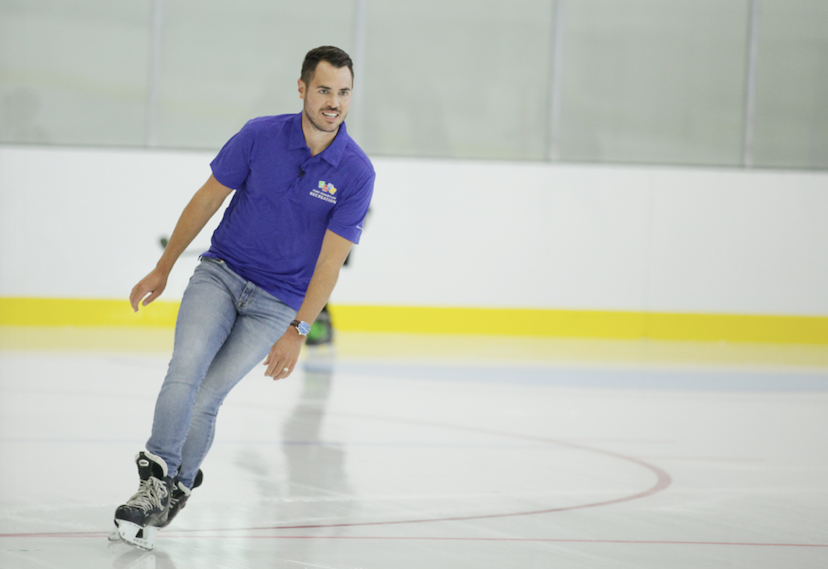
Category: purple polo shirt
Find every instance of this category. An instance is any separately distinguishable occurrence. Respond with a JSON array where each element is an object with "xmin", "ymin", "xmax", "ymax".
[{"xmin": 204, "ymin": 113, "xmax": 374, "ymax": 310}]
